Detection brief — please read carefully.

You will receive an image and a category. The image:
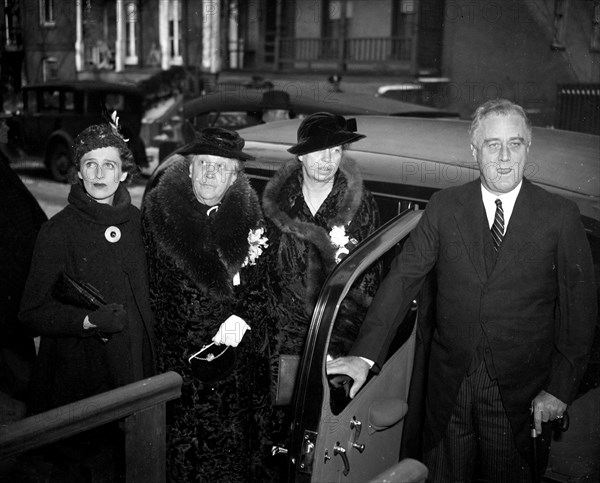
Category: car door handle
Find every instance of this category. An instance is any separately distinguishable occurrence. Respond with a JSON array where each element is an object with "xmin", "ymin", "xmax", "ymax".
[
  {"xmin": 350, "ymin": 417, "xmax": 365, "ymax": 452},
  {"xmin": 333, "ymin": 444, "xmax": 350, "ymax": 476}
]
